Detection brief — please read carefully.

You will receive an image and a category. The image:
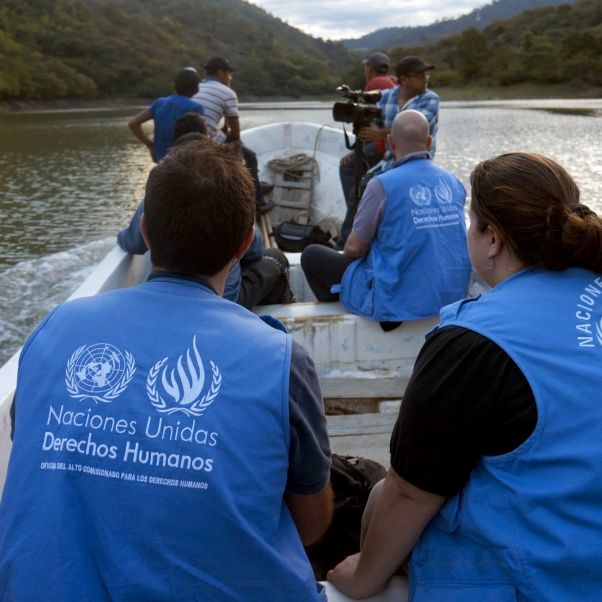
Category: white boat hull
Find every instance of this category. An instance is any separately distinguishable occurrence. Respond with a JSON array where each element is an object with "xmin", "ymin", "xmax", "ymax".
[
  {"xmin": 242, "ymin": 121, "xmax": 348, "ymax": 225},
  {"xmin": 257, "ymin": 295, "xmax": 436, "ymax": 400}
]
